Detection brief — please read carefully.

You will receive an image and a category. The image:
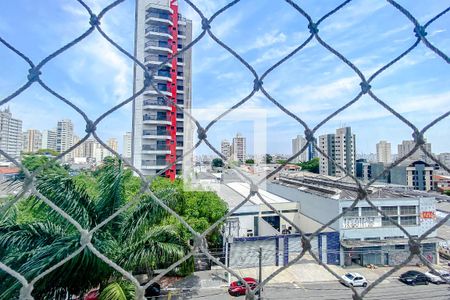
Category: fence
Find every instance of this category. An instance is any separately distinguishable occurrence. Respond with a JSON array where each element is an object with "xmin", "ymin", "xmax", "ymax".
[{"xmin": 0, "ymin": 0, "xmax": 450, "ymax": 299}]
